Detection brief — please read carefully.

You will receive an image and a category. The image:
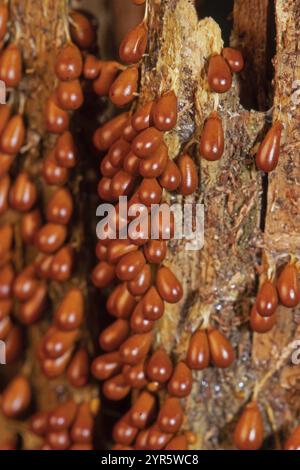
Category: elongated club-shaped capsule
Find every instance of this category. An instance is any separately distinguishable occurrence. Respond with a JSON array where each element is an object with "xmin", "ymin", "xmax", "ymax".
[
  {"xmin": 99, "ymin": 319, "xmax": 130, "ymax": 352},
  {"xmin": 207, "ymin": 328, "xmax": 235, "ymax": 368},
  {"xmin": 177, "ymin": 154, "xmax": 198, "ymax": 195},
  {"xmin": 277, "ymin": 262, "xmax": 300, "ymax": 308},
  {"xmin": 91, "ymin": 352, "xmax": 122, "ymax": 381},
  {"xmin": 55, "ymin": 44, "xmax": 83, "ymax": 81},
  {"xmin": 250, "ymin": 304, "xmax": 277, "ymax": 334},
  {"xmin": 284, "ymin": 425, "xmax": 300, "ymax": 450},
  {"xmin": 152, "ymin": 91, "xmax": 178, "ymax": 132},
  {"xmin": 93, "ymin": 112, "xmax": 129, "ymax": 150},
  {"xmin": 119, "ymin": 332, "xmax": 153, "ymax": 365},
  {"xmin": 168, "ymin": 361, "xmax": 193, "ymax": 398},
  {"xmin": 255, "ymin": 280, "xmax": 278, "ymax": 317},
  {"xmin": 119, "ymin": 21, "xmax": 148, "ymax": 64},
  {"xmin": 186, "ymin": 329, "xmax": 210, "ymax": 370},
  {"xmin": 0, "ymin": 44, "xmax": 22, "ymax": 88},
  {"xmin": 109, "ymin": 67, "xmax": 139, "ymax": 107},
  {"xmin": 199, "ymin": 112, "xmax": 224, "ymax": 161},
  {"xmin": 132, "ymin": 101, "xmax": 153, "ymax": 131},
  {"xmin": 208, "ymin": 54, "xmax": 232, "ymax": 93},
  {"xmin": 156, "ymin": 266, "xmax": 183, "ymax": 303},
  {"xmin": 222, "ymin": 48, "xmax": 244, "ymax": 73},
  {"xmin": 1, "ymin": 375, "xmax": 31, "ymax": 418},
  {"xmin": 233, "ymin": 402, "xmax": 264, "ymax": 450},
  {"xmin": 256, "ymin": 121, "xmax": 283, "ymax": 172},
  {"xmin": 129, "ymin": 391, "xmax": 156, "ymax": 429},
  {"xmin": 70, "ymin": 10, "xmax": 96, "ymax": 50},
  {"xmin": 157, "ymin": 397, "xmax": 183, "ymax": 433}
]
